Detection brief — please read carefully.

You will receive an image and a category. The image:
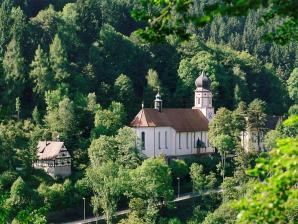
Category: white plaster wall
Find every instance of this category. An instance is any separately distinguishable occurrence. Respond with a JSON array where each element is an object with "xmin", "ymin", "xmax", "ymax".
[
  {"xmin": 135, "ymin": 127, "xmax": 174, "ymax": 157},
  {"xmin": 34, "ymin": 165, "xmax": 71, "ymax": 178},
  {"xmin": 134, "ymin": 128, "xmax": 214, "ymax": 157},
  {"xmin": 175, "ymin": 132, "xmax": 194, "ymax": 156},
  {"xmin": 241, "ymin": 131, "xmax": 266, "ymax": 152},
  {"xmin": 48, "ymin": 166, "xmax": 71, "ymax": 178},
  {"xmin": 175, "ymin": 131, "xmax": 214, "ymax": 156}
]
